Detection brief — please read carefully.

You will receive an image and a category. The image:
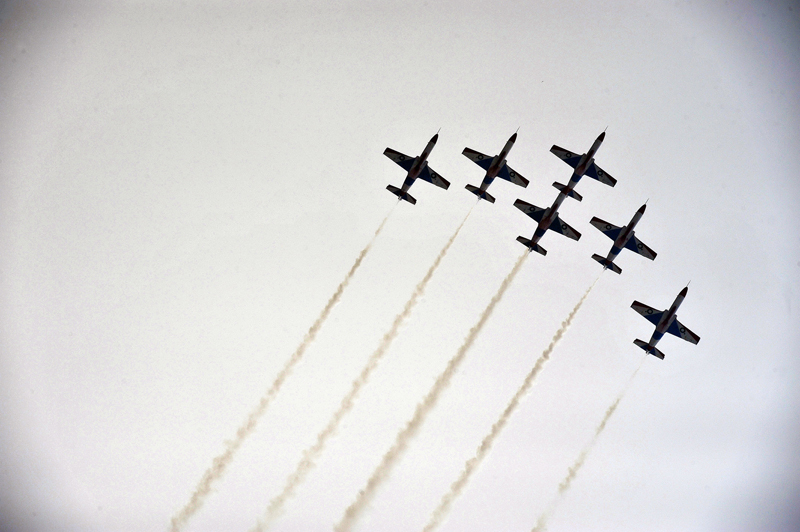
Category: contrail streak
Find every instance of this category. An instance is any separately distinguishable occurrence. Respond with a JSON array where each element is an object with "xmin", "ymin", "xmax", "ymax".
[
  {"xmin": 170, "ymin": 209, "xmax": 393, "ymax": 532},
  {"xmin": 532, "ymin": 356, "xmax": 646, "ymax": 532},
  {"xmin": 335, "ymin": 250, "xmax": 529, "ymax": 532},
  {"xmin": 250, "ymin": 205, "xmax": 475, "ymax": 532},
  {"xmin": 423, "ymin": 277, "xmax": 600, "ymax": 532}
]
